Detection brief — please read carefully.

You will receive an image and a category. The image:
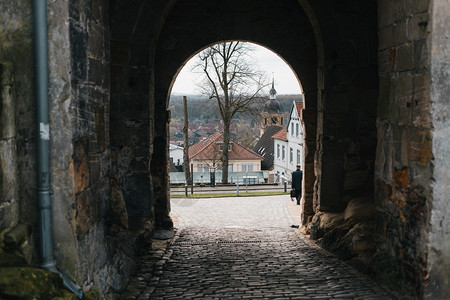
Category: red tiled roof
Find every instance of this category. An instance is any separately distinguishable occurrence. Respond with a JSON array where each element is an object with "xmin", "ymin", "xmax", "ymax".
[
  {"xmin": 188, "ymin": 132, "xmax": 221, "ymax": 157},
  {"xmin": 189, "ymin": 132, "xmax": 263, "ymax": 161},
  {"xmin": 272, "ymin": 128, "xmax": 287, "ymax": 141},
  {"xmin": 295, "ymin": 101, "xmax": 303, "ymax": 118}
]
